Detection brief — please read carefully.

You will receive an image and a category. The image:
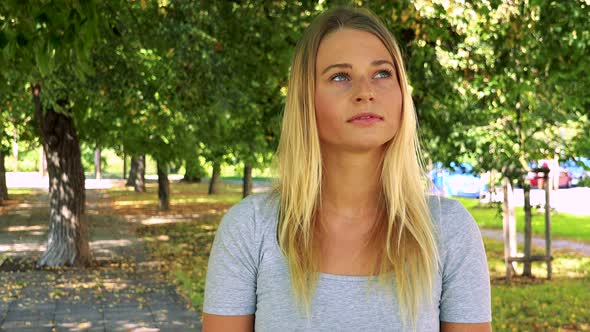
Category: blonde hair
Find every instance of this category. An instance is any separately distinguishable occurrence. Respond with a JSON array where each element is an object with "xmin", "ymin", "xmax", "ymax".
[{"xmin": 275, "ymin": 7, "xmax": 438, "ymax": 328}]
